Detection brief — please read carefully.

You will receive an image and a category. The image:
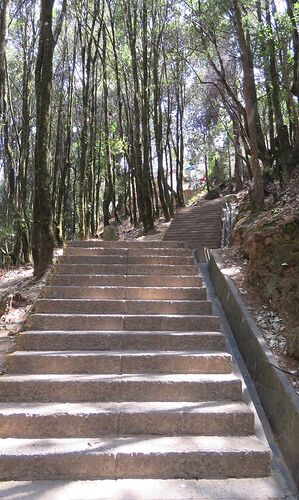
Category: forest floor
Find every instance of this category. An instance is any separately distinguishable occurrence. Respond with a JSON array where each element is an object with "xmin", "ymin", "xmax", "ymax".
[{"xmin": 0, "ymin": 202, "xmax": 298, "ymax": 395}]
